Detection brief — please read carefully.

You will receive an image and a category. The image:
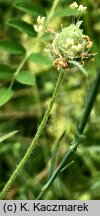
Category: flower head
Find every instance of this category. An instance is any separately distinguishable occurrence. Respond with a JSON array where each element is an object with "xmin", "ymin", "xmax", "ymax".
[
  {"xmin": 46, "ymin": 21, "xmax": 94, "ymax": 71},
  {"xmin": 43, "ymin": 3, "xmax": 95, "ymax": 73}
]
